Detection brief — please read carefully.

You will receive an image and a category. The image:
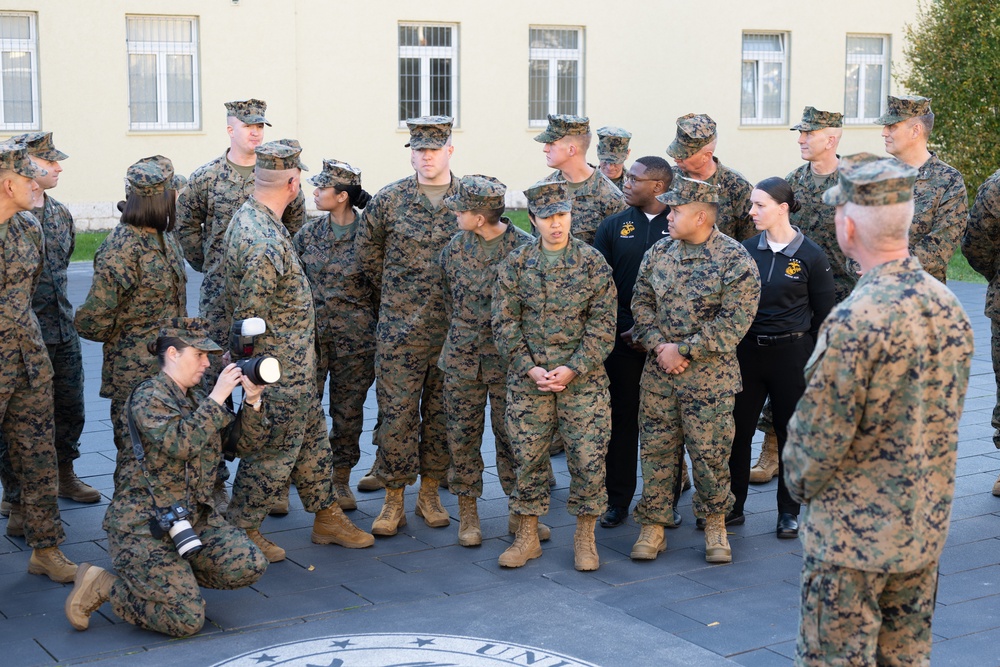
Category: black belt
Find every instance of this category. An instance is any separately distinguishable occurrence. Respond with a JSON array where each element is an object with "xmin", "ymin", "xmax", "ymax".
[{"xmin": 752, "ymin": 331, "xmax": 807, "ymax": 347}]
